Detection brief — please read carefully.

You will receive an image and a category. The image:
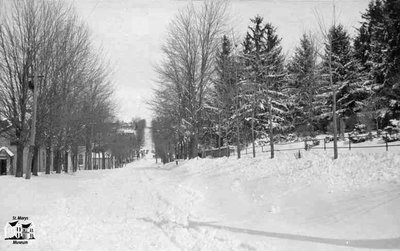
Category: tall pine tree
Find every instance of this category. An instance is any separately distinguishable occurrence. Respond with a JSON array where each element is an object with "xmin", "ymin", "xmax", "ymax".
[
  {"xmin": 355, "ymin": 0, "xmax": 400, "ymax": 126},
  {"xmin": 208, "ymin": 35, "xmax": 238, "ymax": 150},
  {"xmin": 382, "ymin": 0, "xmax": 400, "ymax": 115},
  {"xmin": 287, "ymin": 33, "xmax": 321, "ymax": 136},
  {"xmin": 242, "ymin": 15, "xmax": 287, "ymax": 158},
  {"xmin": 321, "ymin": 24, "xmax": 367, "ymax": 133}
]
